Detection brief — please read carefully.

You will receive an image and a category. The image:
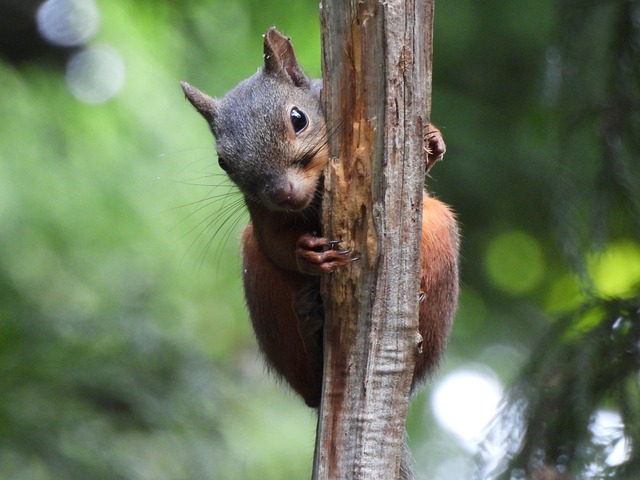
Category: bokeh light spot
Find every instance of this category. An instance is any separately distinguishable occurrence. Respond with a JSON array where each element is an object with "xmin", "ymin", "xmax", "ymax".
[
  {"xmin": 65, "ymin": 44, "xmax": 126, "ymax": 104},
  {"xmin": 431, "ymin": 367, "xmax": 503, "ymax": 451},
  {"xmin": 588, "ymin": 239, "xmax": 640, "ymax": 297},
  {"xmin": 590, "ymin": 410, "xmax": 631, "ymax": 467},
  {"xmin": 485, "ymin": 230, "xmax": 545, "ymax": 294},
  {"xmin": 36, "ymin": 0, "xmax": 100, "ymax": 47}
]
